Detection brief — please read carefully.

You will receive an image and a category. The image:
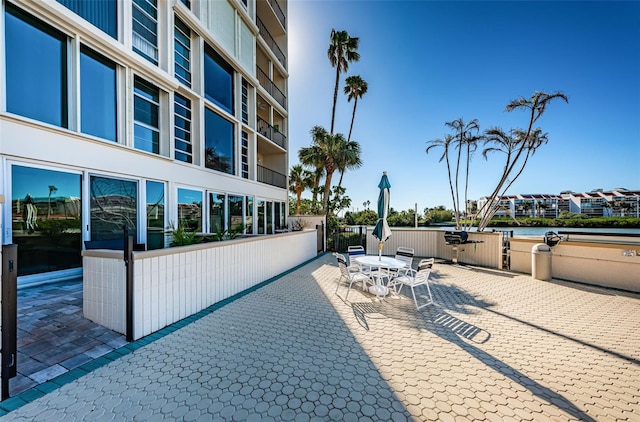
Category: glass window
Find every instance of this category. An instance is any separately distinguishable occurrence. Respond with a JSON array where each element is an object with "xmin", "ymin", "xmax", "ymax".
[
  {"xmin": 179, "ymin": 0, "xmax": 191, "ymax": 8},
  {"xmin": 146, "ymin": 181, "xmax": 165, "ymax": 249},
  {"xmin": 90, "ymin": 175, "xmax": 137, "ymax": 241},
  {"xmin": 57, "ymin": 0, "xmax": 117, "ymax": 38},
  {"xmin": 241, "ymin": 131, "xmax": 249, "ymax": 179},
  {"xmin": 5, "ymin": 5, "xmax": 68, "ymax": 128},
  {"xmin": 257, "ymin": 199, "xmax": 265, "ymax": 234},
  {"xmin": 177, "ymin": 188, "xmax": 202, "ymax": 232},
  {"xmin": 134, "ymin": 76, "xmax": 160, "ymax": 154},
  {"xmin": 228, "ymin": 195, "xmax": 244, "ymax": 232},
  {"xmin": 274, "ymin": 201, "xmax": 286, "ymax": 231},
  {"xmin": 241, "ymin": 79, "xmax": 248, "ymax": 124},
  {"xmin": 245, "ymin": 196, "xmax": 253, "ymax": 234},
  {"xmin": 174, "ymin": 93, "xmax": 192, "ymax": 163},
  {"xmin": 132, "ymin": 0, "xmax": 158, "ymax": 64},
  {"xmin": 210, "ymin": 192, "xmax": 225, "ymax": 233},
  {"xmin": 204, "ymin": 44, "xmax": 233, "ymax": 113},
  {"xmin": 81, "ymin": 46, "xmax": 117, "ymax": 142},
  {"xmin": 267, "ymin": 201, "xmax": 273, "ymax": 234},
  {"xmin": 204, "ymin": 108, "xmax": 234, "ymax": 174},
  {"xmin": 174, "ymin": 17, "xmax": 191, "ymax": 87},
  {"xmin": 11, "ymin": 165, "xmax": 82, "ymax": 276}
]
